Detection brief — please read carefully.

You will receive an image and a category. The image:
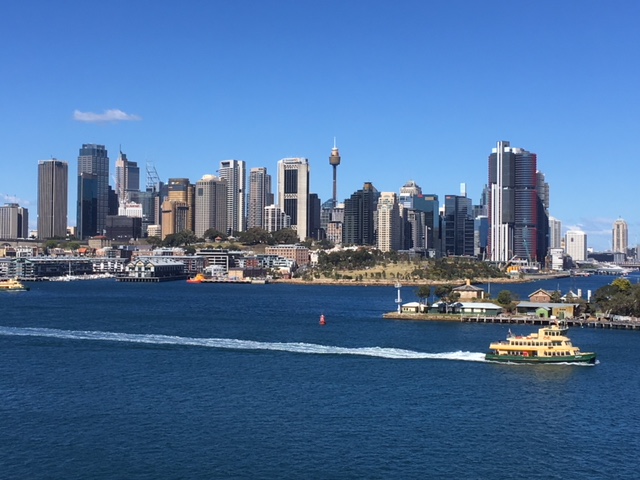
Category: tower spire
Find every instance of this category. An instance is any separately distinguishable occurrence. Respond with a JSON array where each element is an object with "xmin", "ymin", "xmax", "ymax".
[{"xmin": 329, "ymin": 140, "xmax": 341, "ymax": 206}]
